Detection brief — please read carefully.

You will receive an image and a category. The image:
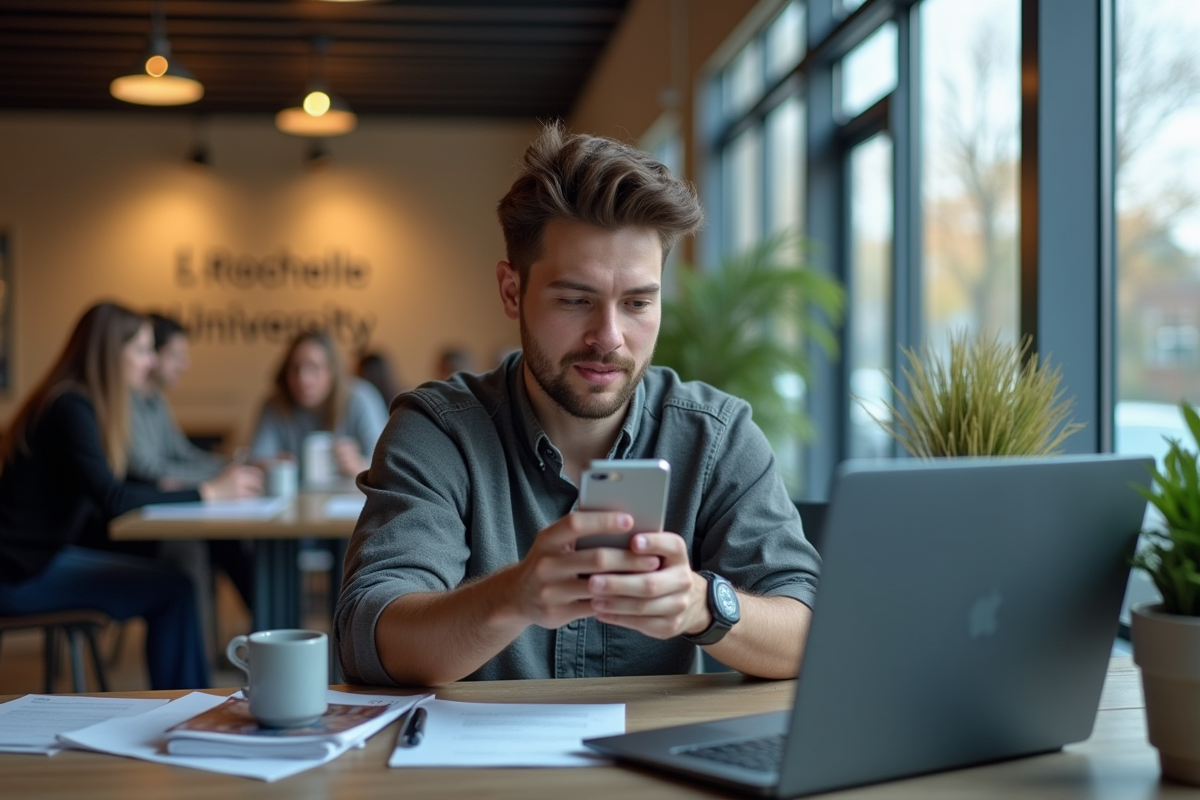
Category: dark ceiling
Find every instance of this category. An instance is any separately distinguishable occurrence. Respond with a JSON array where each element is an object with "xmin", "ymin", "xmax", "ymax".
[{"xmin": 0, "ymin": 0, "xmax": 630, "ymax": 118}]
